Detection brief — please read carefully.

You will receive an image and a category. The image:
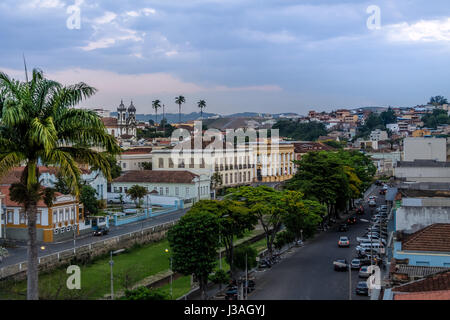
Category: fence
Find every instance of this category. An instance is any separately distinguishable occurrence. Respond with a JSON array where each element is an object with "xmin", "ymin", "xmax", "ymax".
[
  {"xmin": 111, "ymin": 206, "xmax": 179, "ymax": 226},
  {"xmin": 0, "ymin": 219, "xmax": 180, "ymax": 281}
]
